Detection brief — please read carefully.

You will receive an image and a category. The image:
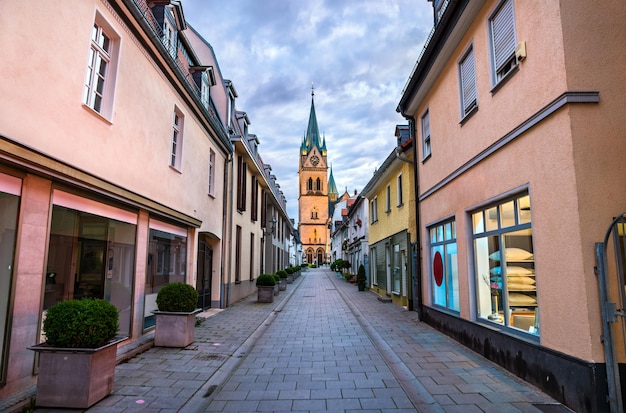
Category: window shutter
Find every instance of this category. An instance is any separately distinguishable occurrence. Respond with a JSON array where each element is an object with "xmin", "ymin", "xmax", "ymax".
[
  {"xmin": 460, "ymin": 48, "xmax": 477, "ymax": 113},
  {"xmin": 491, "ymin": 0, "xmax": 516, "ymax": 72}
]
